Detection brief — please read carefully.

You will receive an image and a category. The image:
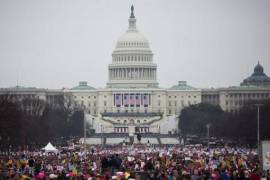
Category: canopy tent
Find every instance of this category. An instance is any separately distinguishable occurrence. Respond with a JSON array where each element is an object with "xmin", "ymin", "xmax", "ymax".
[{"xmin": 42, "ymin": 142, "xmax": 58, "ymax": 153}]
